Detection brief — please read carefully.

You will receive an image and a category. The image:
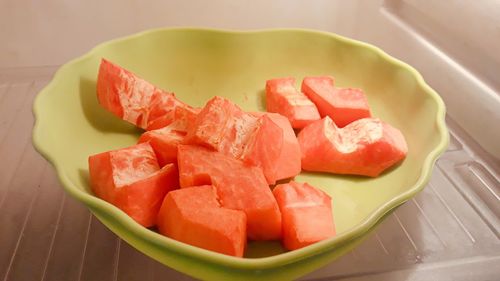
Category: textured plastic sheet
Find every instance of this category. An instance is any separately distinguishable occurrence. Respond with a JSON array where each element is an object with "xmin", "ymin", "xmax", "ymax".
[{"xmin": 1, "ymin": 1, "xmax": 499, "ymax": 279}]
